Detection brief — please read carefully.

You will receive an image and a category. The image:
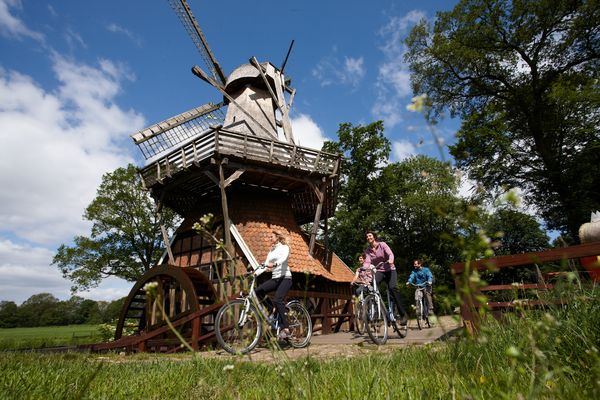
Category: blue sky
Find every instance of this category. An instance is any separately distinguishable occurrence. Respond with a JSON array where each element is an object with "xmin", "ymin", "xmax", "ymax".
[{"xmin": 0, "ymin": 0, "xmax": 462, "ymax": 304}]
